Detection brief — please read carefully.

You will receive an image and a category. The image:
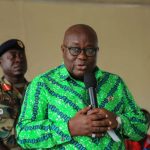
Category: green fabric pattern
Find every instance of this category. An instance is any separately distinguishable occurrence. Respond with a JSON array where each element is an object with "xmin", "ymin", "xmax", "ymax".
[{"xmin": 16, "ymin": 64, "xmax": 148, "ymax": 150}]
